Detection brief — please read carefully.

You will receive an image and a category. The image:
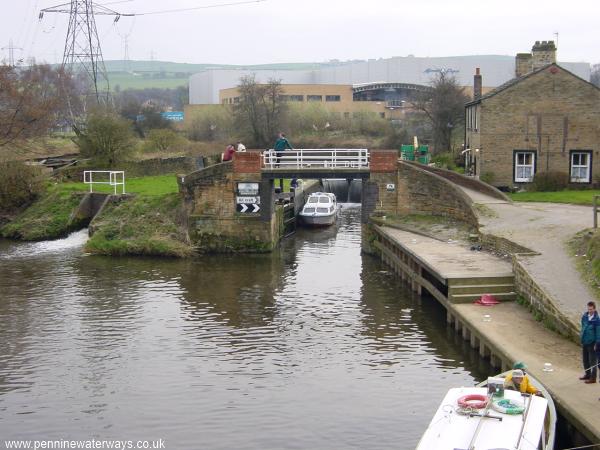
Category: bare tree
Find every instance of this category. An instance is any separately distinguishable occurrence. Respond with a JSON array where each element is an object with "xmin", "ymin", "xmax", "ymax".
[
  {"xmin": 411, "ymin": 72, "xmax": 469, "ymax": 154},
  {"xmin": 591, "ymin": 64, "xmax": 600, "ymax": 88},
  {"xmin": 0, "ymin": 64, "xmax": 76, "ymax": 151},
  {"xmin": 234, "ymin": 76, "xmax": 286, "ymax": 147}
]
